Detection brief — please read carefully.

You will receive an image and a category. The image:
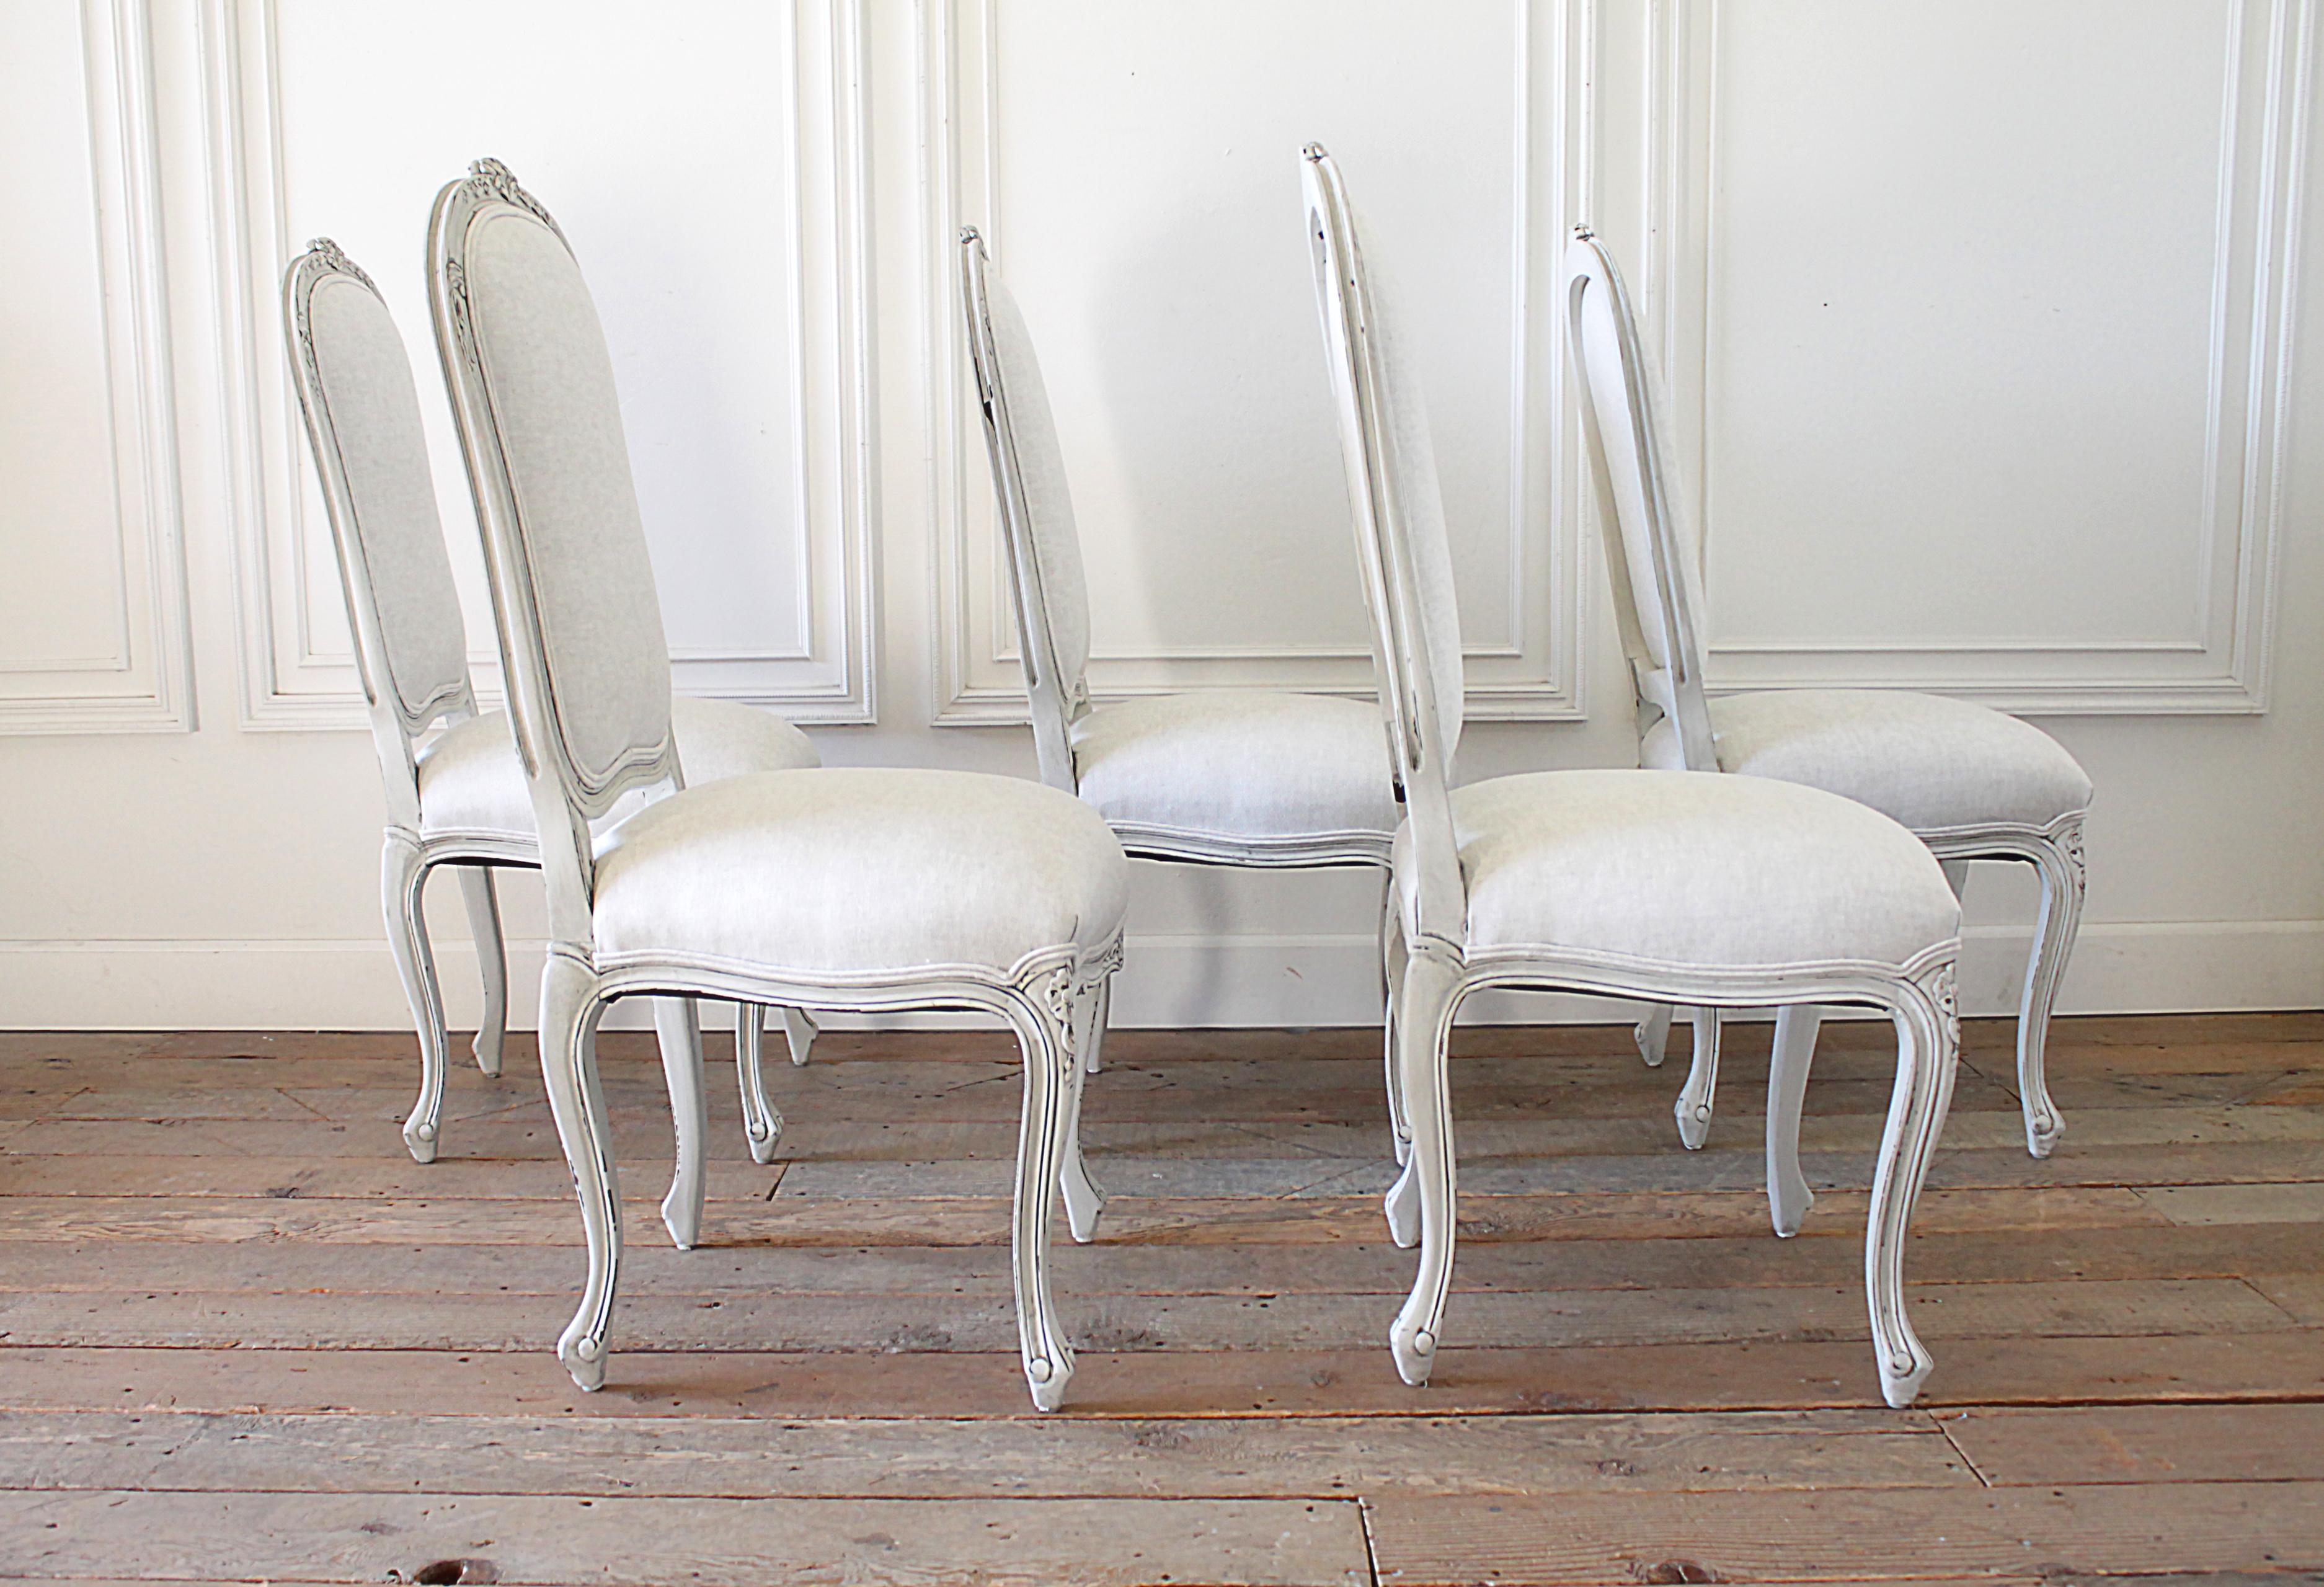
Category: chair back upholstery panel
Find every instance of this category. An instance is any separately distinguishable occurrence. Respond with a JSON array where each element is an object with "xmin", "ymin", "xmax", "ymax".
[
  {"xmin": 1563, "ymin": 237, "xmax": 1717, "ymax": 768},
  {"xmin": 285, "ymin": 249, "xmax": 471, "ymax": 737},
  {"xmin": 959, "ymin": 233, "xmax": 1092, "ymax": 789},
  {"xmin": 433, "ymin": 166, "xmax": 675, "ymax": 818},
  {"xmin": 1303, "ymin": 146, "xmax": 1466, "ymax": 946}
]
